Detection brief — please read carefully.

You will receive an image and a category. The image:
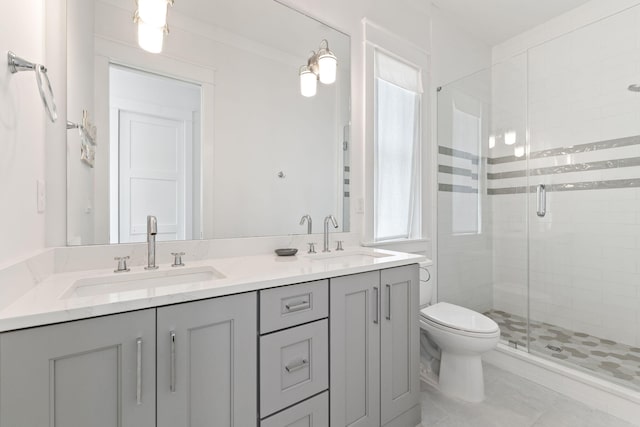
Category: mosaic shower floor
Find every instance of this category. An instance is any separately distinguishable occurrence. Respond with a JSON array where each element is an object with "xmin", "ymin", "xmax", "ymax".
[{"xmin": 484, "ymin": 310, "xmax": 640, "ymax": 390}]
